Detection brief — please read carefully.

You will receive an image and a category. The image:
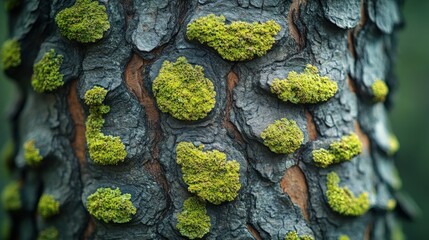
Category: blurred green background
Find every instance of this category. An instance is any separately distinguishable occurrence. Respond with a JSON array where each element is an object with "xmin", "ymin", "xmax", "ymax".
[{"xmin": 0, "ymin": 1, "xmax": 428, "ymax": 239}]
